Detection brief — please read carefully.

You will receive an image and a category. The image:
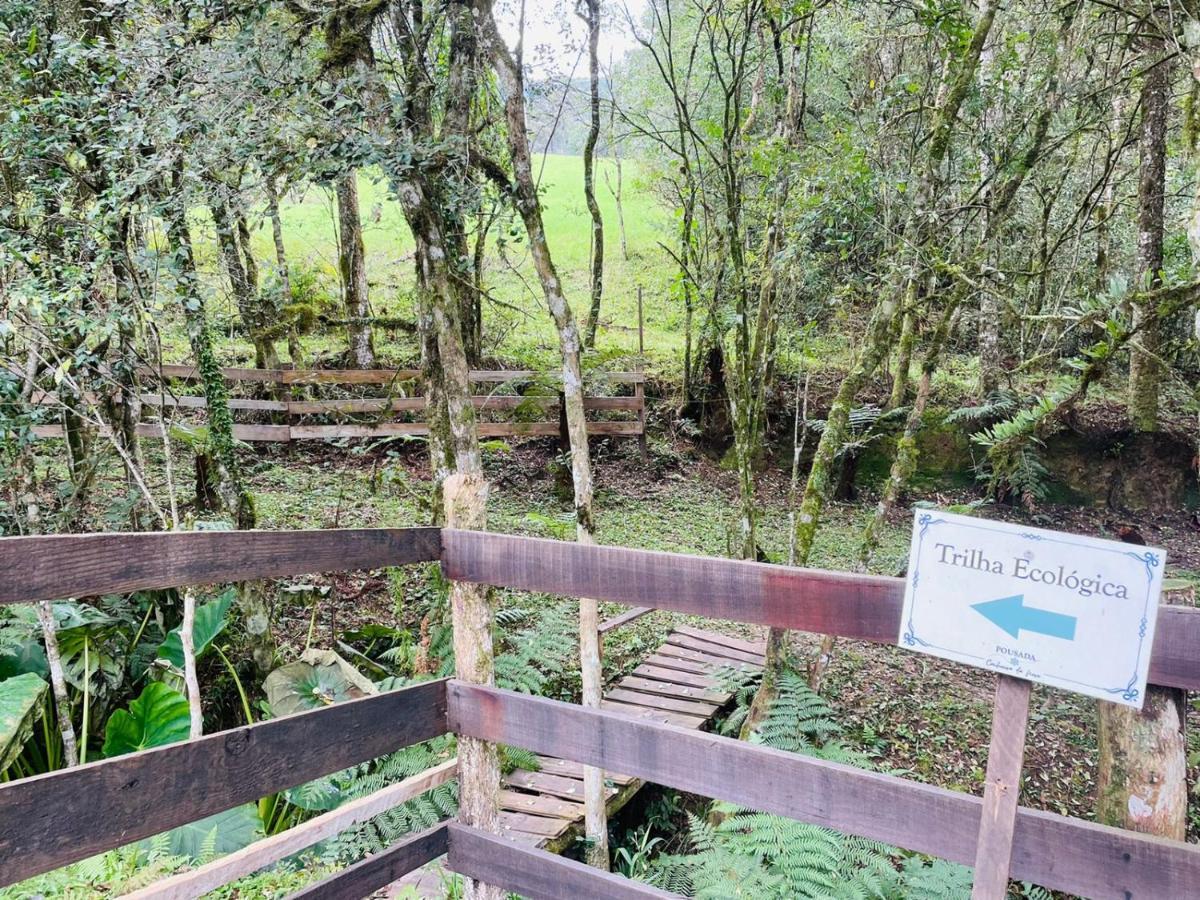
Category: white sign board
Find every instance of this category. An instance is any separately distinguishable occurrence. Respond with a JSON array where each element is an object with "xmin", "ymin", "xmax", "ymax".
[{"xmin": 899, "ymin": 509, "xmax": 1165, "ymax": 708}]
